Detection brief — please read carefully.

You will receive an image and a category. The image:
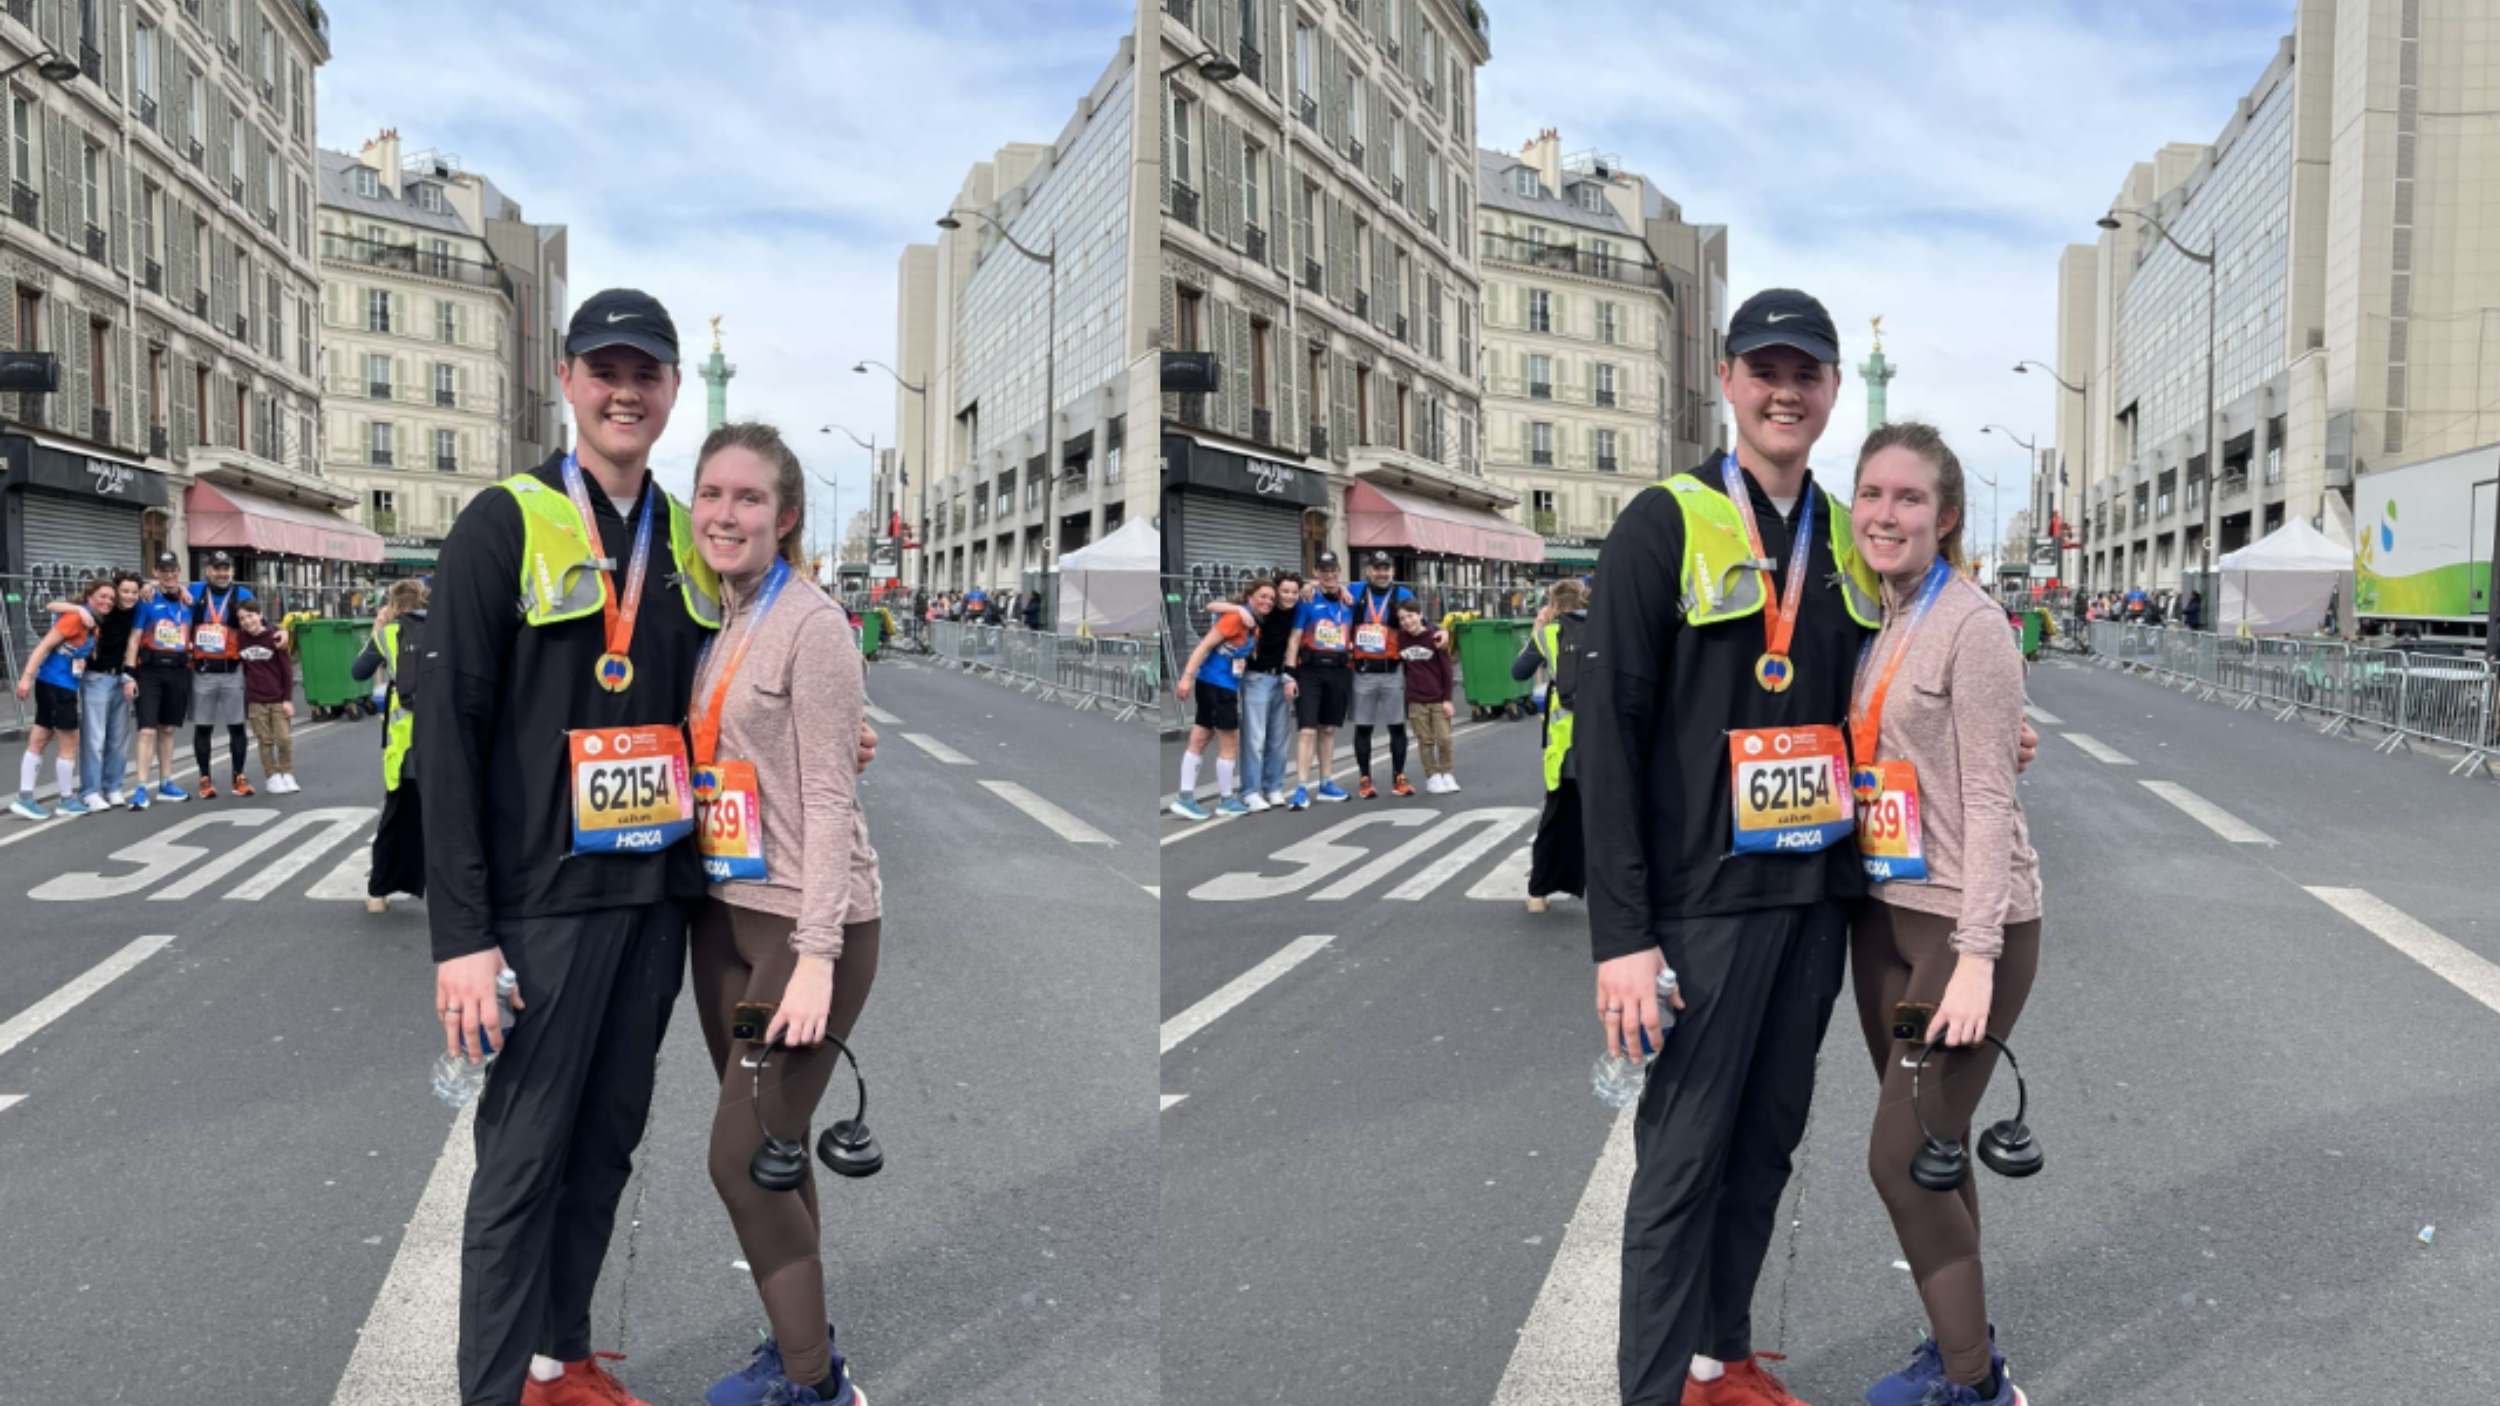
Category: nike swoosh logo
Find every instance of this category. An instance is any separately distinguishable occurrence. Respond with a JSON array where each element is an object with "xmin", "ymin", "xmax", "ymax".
[
  {"xmin": 1766, "ymin": 313, "xmax": 1797, "ymax": 324},
  {"xmin": 605, "ymin": 312, "xmax": 637, "ymax": 323},
  {"xmin": 1902, "ymin": 1056, "xmax": 1924, "ymax": 1068}
]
